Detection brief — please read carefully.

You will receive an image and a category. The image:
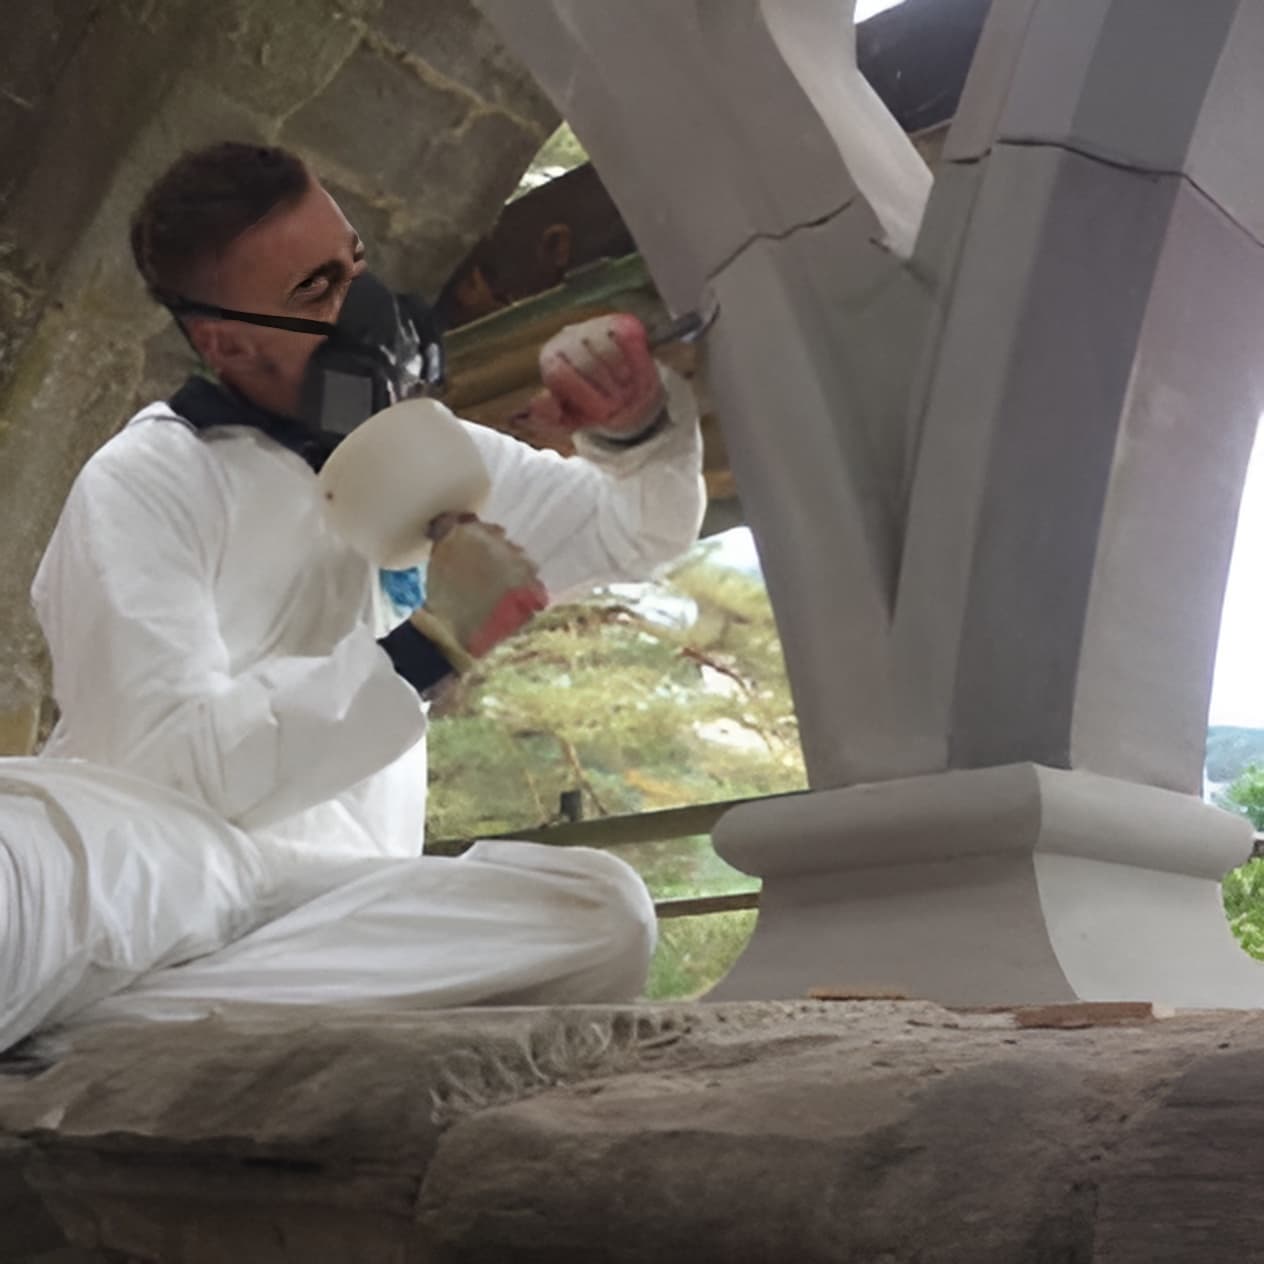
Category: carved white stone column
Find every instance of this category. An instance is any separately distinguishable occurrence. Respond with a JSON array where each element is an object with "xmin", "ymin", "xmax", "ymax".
[
  {"xmin": 477, "ymin": 0, "xmax": 936, "ymax": 787},
  {"xmin": 895, "ymin": 0, "xmax": 1264, "ymax": 795},
  {"xmin": 481, "ymin": 0, "xmax": 1264, "ymax": 1005}
]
